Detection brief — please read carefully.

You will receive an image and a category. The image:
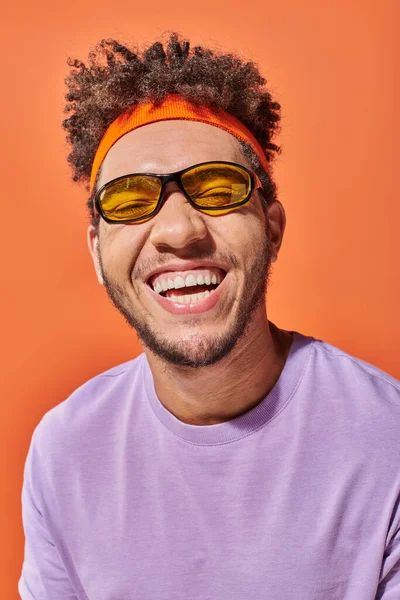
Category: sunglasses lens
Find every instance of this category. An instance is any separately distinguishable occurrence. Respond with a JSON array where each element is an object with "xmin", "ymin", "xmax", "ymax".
[
  {"xmin": 99, "ymin": 175, "xmax": 162, "ymax": 221},
  {"xmin": 181, "ymin": 163, "xmax": 251, "ymax": 209}
]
